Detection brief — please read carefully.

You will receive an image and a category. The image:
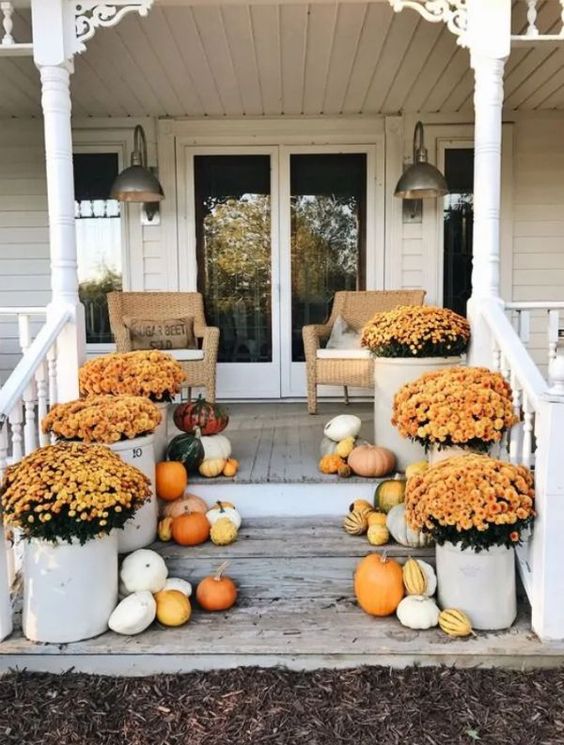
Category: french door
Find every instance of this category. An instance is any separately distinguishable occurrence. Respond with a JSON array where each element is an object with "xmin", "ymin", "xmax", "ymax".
[{"xmin": 183, "ymin": 145, "xmax": 375, "ymax": 399}]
